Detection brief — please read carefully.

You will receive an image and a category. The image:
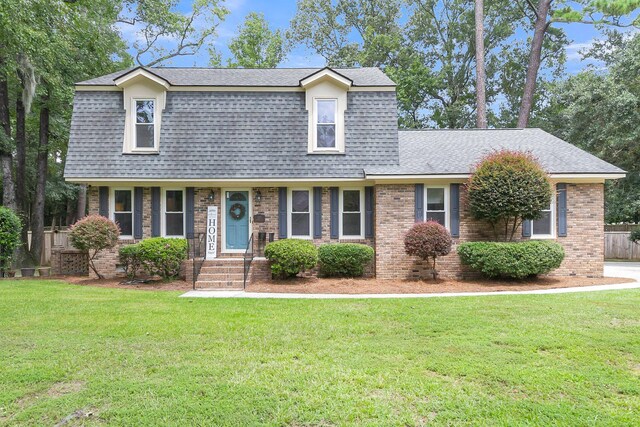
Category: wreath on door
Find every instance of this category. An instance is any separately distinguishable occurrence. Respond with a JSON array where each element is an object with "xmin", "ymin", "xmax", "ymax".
[{"xmin": 229, "ymin": 203, "xmax": 246, "ymax": 220}]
